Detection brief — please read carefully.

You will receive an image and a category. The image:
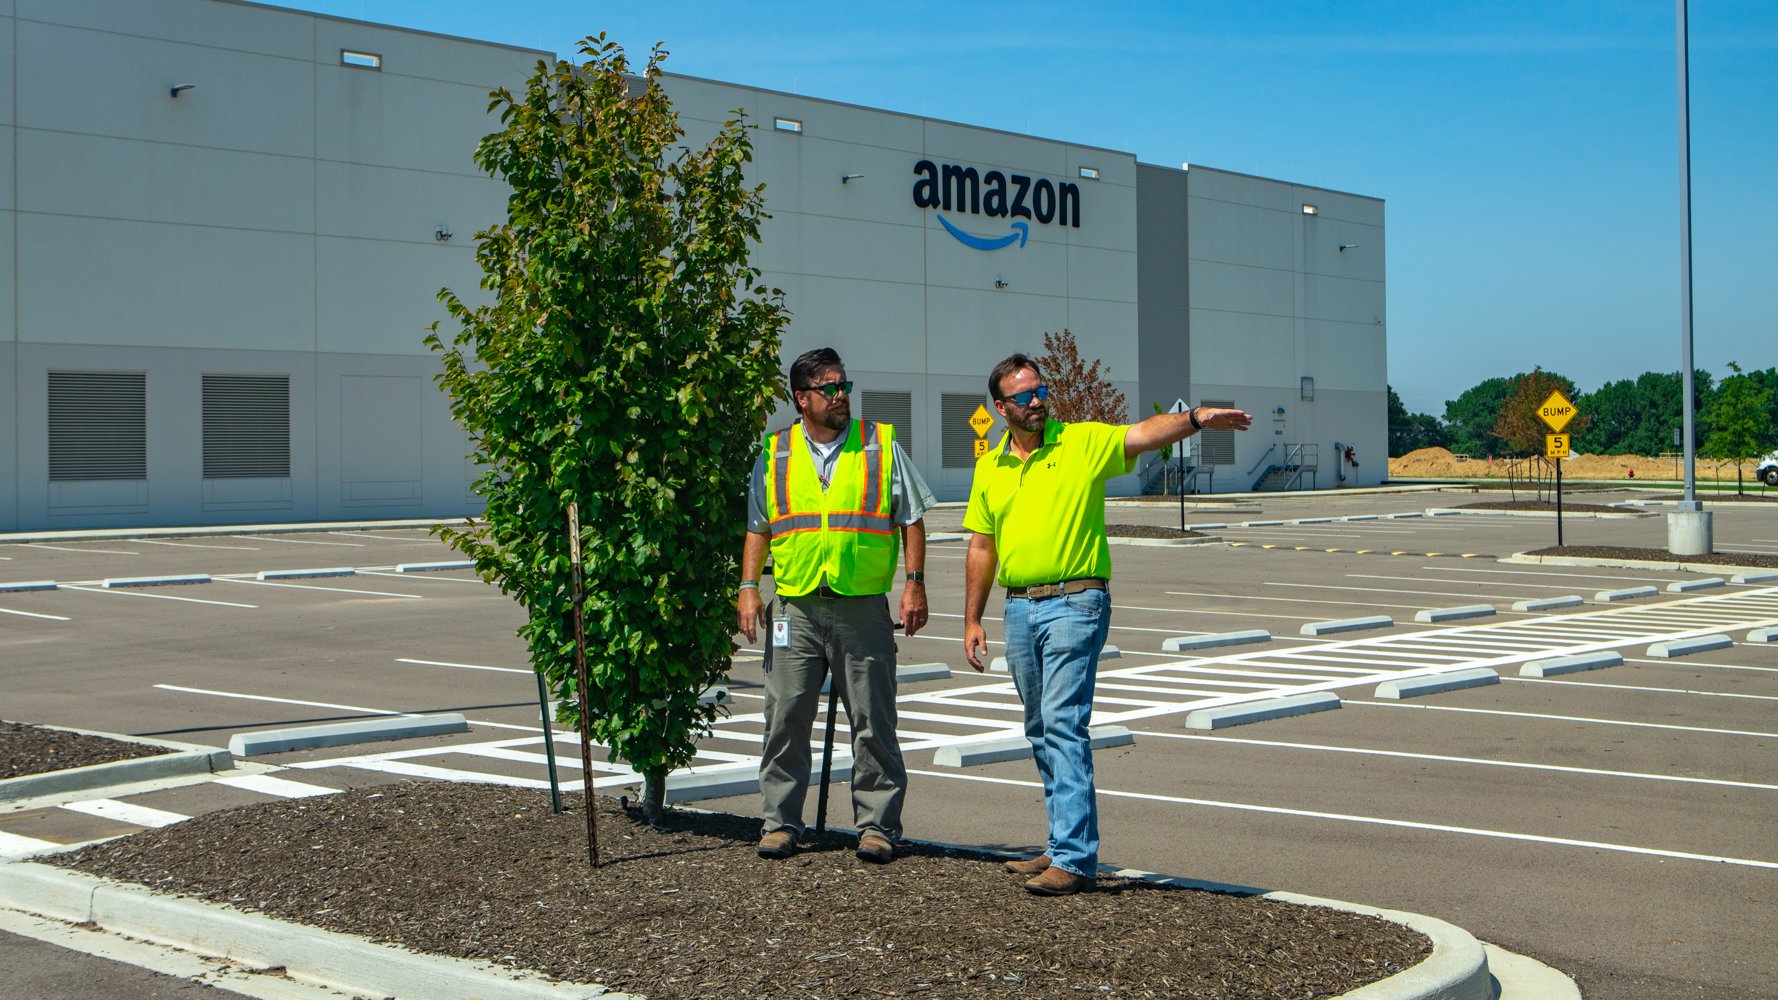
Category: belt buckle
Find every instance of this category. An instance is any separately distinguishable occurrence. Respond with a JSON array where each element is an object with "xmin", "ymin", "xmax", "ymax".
[{"xmin": 1027, "ymin": 583, "xmax": 1062, "ymax": 600}]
